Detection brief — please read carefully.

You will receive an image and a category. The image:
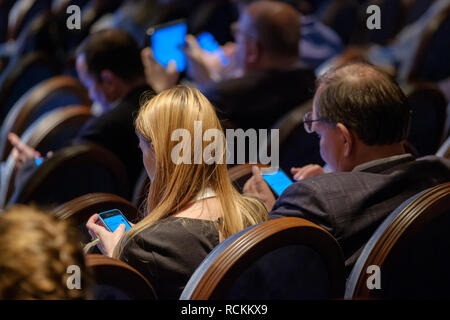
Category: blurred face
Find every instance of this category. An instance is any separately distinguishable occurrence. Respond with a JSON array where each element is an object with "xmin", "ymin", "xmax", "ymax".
[
  {"xmin": 233, "ymin": 12, "xmax": 257, "ymax": 72},
  {"xmin": 138, "ymin": 134, "xmax": 156, "ymax": 181},
  {"xmin": 312, "ymin": 93, "xmax": 345, "ymax": 172},
  {"xmin": 76, "ymin": 54, "xmax": 110, "ymax": 110}
]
